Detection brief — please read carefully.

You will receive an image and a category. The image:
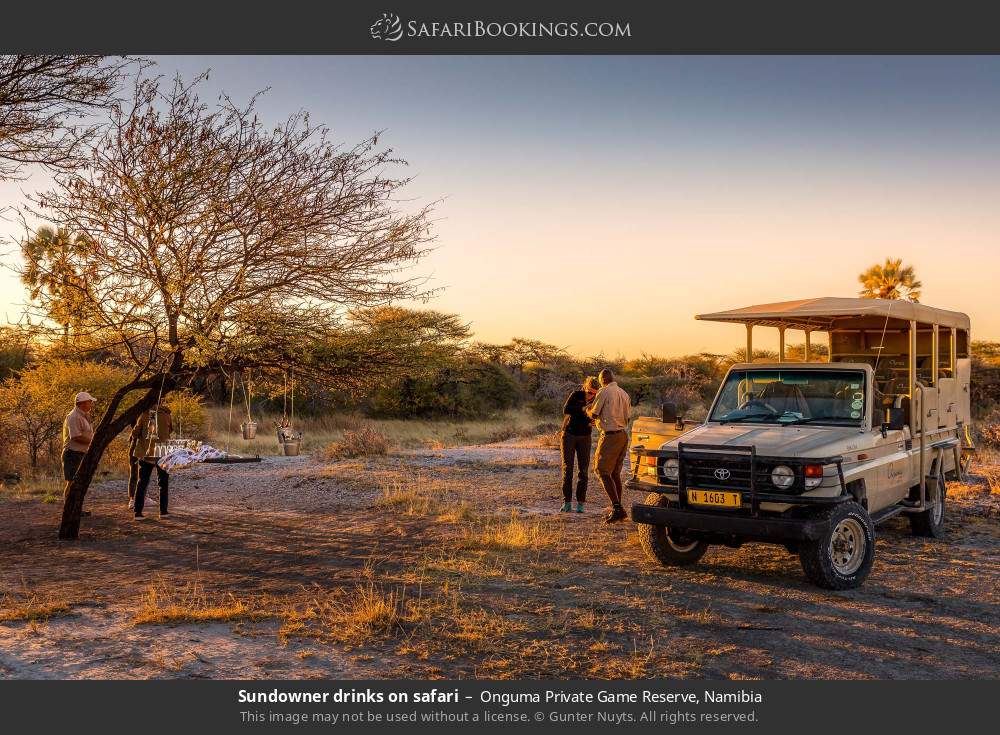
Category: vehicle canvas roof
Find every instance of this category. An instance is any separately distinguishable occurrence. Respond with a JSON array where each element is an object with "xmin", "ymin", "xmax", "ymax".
[{"xmin": 695, "ymin": 297, "xmax": 970, "ymax": 331}]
